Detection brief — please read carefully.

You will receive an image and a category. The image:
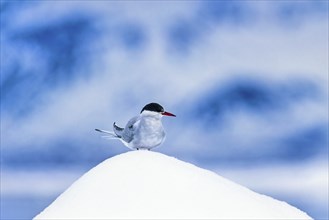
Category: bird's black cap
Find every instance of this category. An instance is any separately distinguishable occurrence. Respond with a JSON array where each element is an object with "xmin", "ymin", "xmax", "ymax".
[{"xmin": 141, "ymin": 103, "xmax": 164, "ymax": 113}]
